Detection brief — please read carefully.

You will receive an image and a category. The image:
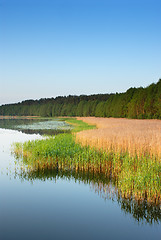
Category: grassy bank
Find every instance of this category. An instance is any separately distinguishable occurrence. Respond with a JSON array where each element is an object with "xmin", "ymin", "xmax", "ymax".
[
  {"xmin": 13, "ymin": 127, "xmax": 161, "ymax": 205},
  {"xmin": 59, "ymin": 117, "xmax": 96, "ymax": 132}
]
